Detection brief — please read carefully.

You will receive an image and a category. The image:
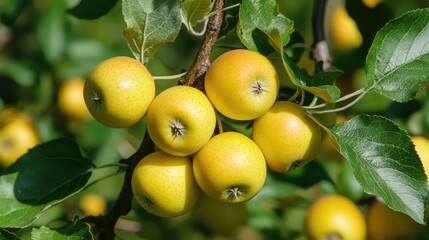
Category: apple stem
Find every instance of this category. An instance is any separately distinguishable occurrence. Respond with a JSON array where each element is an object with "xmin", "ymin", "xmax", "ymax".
[{"xmin": 216, "ymin": 114, "xmax": 224, "ymax": 134}]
